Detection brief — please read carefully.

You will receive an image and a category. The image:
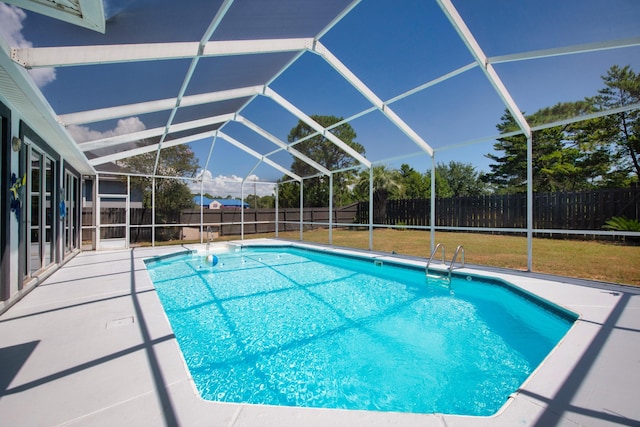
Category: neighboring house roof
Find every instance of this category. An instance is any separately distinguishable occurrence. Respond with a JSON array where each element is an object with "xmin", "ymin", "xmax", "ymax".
[
  {"xmin": 212, "ymin": 199, "xmax": 249, "ymax": 208},
  {"xmin": 193, "ymin": 195, "xmax": 214, "ymax": 206}
]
